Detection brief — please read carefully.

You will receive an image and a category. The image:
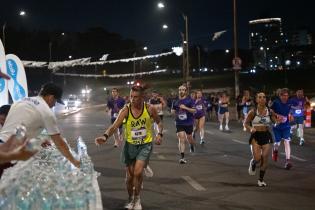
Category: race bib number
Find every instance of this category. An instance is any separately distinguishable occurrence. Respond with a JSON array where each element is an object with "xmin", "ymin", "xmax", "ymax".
[
  {"xmin": 295, "ymin": 109, "xmax": 302, "ymax": 115},
  {"xmin": 178, "ymin": 113, "xmax": 187, "ymax": 120},
  {"xmin": 131, "ymin": 128, "xmax": 147, "ymax": 140},
  {"xmin": 113, "ymin": 113, "xmax": 118, "ymax": 118},
  {"xmin": 196, "ymin": 105, "xmax": 203, "ymax": 110}
]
